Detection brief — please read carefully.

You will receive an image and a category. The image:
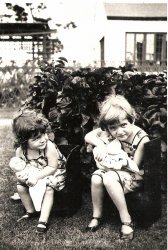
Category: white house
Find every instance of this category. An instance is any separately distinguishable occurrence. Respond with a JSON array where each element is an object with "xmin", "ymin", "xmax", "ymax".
[
  {"xmin": 58, "ymin": 1, "xmax": 167, "ymax": 71},
  {"xmin": 98, "ymin": 3, "xmax": 167, "ymax": 71}
]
